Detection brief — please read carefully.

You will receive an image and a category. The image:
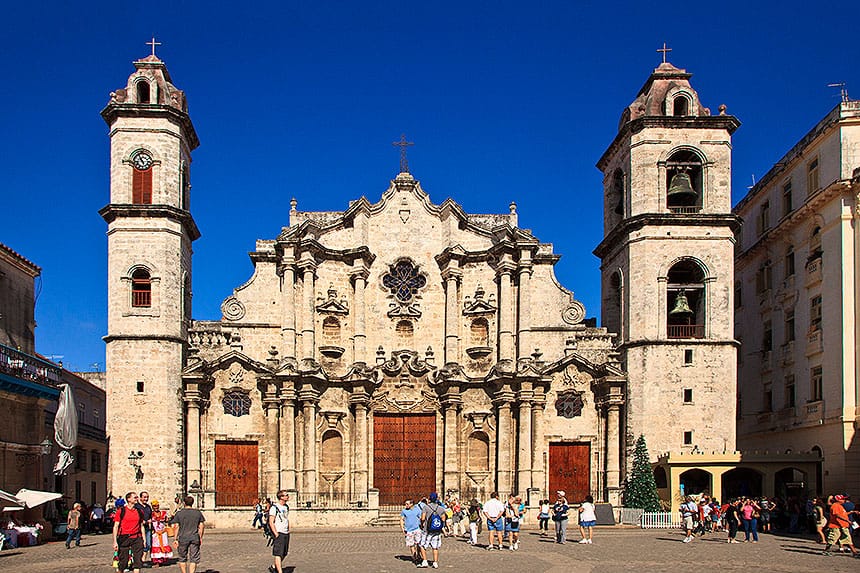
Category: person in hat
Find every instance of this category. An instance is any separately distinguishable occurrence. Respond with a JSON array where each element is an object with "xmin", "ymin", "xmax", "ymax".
[
  {"xmin": 551, "ymin": 491, "xmax": 570, "ymax": 544},
  {"xmin": 149, "ymin": 500, "xmax": 173, "ymax": 565},
  {"xmin": 418, "ymin": 492, "xmax": 447, "ymax": 568}
]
